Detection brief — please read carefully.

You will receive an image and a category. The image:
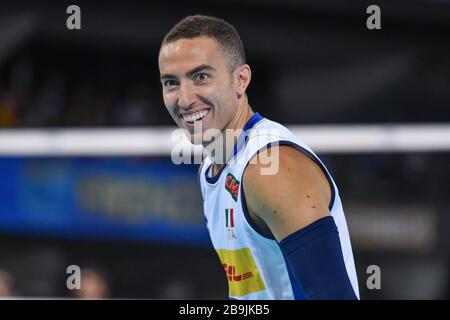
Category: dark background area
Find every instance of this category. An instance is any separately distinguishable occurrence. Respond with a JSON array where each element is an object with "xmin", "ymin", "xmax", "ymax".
[{"xmin": 1, "ymin": 0, "xmax": 449, "ymax": 127}]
